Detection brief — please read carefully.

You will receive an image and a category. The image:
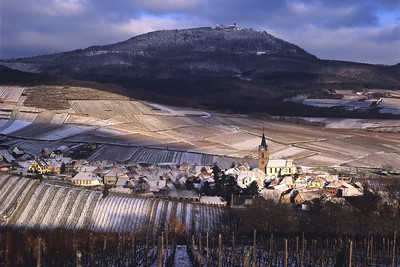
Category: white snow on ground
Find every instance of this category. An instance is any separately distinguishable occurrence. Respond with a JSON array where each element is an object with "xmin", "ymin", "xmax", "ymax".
[
  {"xmin": 148, "ymin": 103, "xmax": 210, "ymax": 117},
  {"xmin": 0, "ymin": 120, "xmax": 31, "ymax": 134},
  {"xmin": 174, "ymin": 245, "xmax": 192, "ymax": 267},
  {"xmin": 0, "ymin": 120, "xmax": 8, "ymax": 128},
  {"xmin": 40, "ymin": 126, "xmax": 90, "ymax": 140}
]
